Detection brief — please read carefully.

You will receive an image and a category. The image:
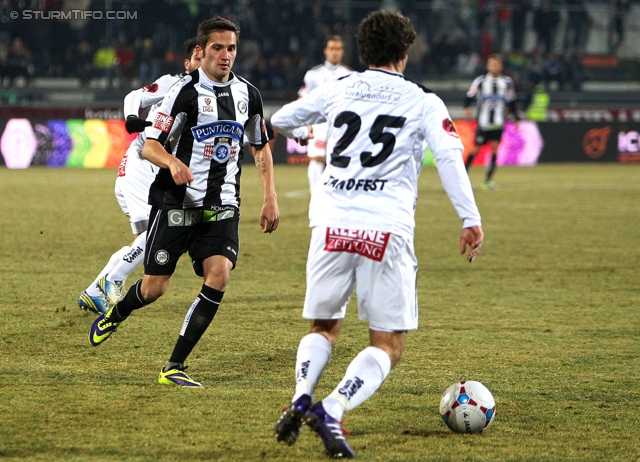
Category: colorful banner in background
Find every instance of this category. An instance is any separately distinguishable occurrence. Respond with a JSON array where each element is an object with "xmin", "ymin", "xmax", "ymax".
[
  {"xmin": 3, "ymin": 117, "xmax": 639, "ymax": 168},
  {"xmin": 280, "ymin": 120, "xmax": 544, "ymax": 167},
  {"xmin": 0, "ymin": 118, "xmax": 136, "ymax": 169}
]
